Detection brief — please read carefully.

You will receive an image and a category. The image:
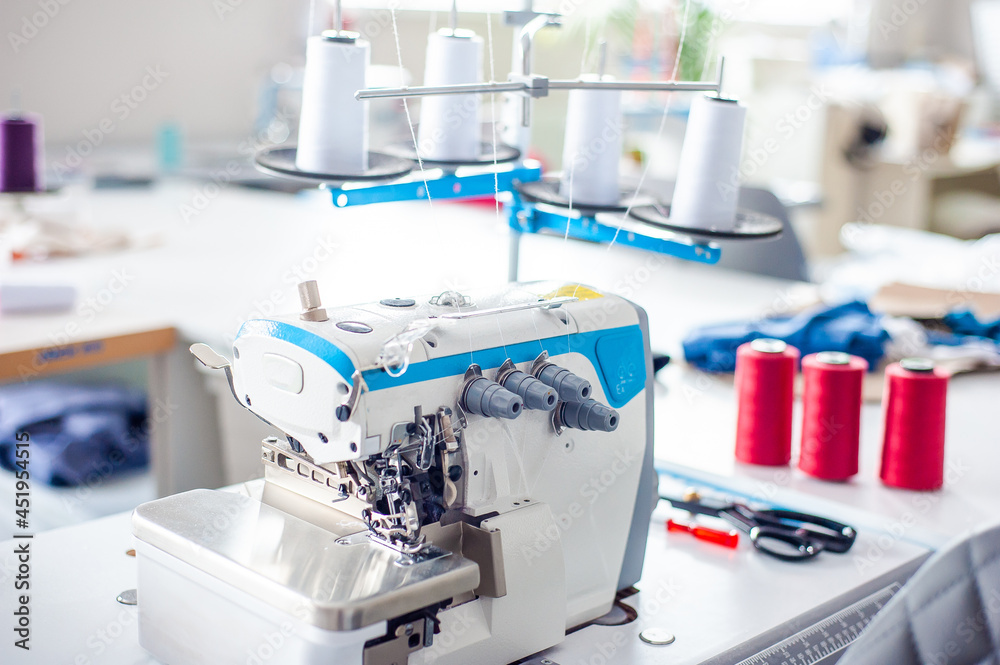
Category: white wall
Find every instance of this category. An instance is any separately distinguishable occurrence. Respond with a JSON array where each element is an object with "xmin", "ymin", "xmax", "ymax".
[{"xmin": 2, "ymin": 0, "xmax": 310, "ymax": 146}]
